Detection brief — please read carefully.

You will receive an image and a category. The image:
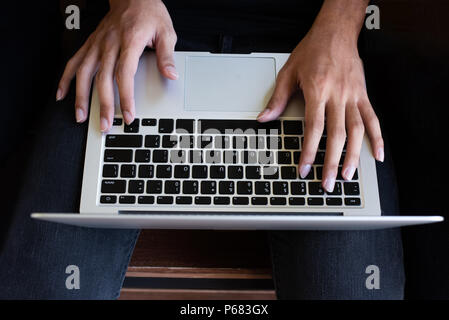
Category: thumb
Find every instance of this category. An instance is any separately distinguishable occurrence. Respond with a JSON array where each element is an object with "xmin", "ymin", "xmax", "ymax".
[
  {"xmin": 155, "ymin": 32, "xmax": 178, "ymax": 80},
  {"xmin": 257, "ymin": 69, "xmax": 296, "ymax": 122}
]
